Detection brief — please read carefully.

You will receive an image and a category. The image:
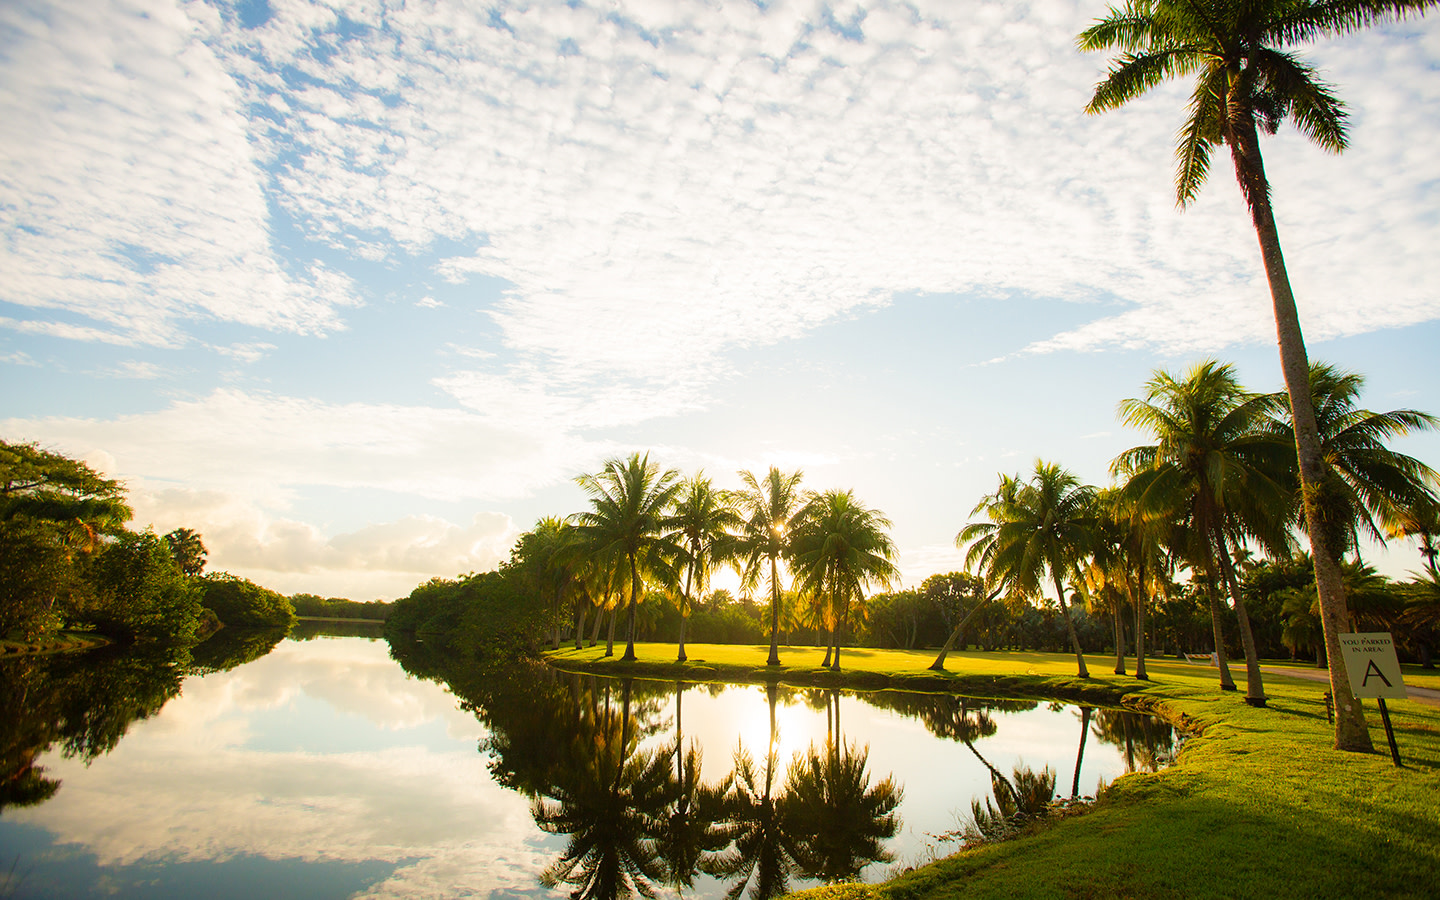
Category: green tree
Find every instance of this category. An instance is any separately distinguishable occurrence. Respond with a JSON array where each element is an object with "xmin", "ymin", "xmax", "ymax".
[
  {"xmin": 1078, "ymin": 0, "xmax": 1438, "ymax": 750},
  {"xmin": 787, "ymin": 489, "xmax": 900, "ymax": 671},
  {"xmin": 731, "ymin": 467, "xmax": 806, "ymax": 666},
  {"xmin": 1114, "ymin": 361, "xmax": 1294, "ymax": 705},
  {"xmin": 958, "ymin": 463, "xmax": 1097, "ymax": 678},
  {"xmin": 575, "ymin": 453, "xmax": 684, "ymax": 663},
  {"xmin": 86, "ymin": 530, "xmax": 204, "ymax": 643},
  {"xmin": 1266, "ymin": 363, "xmax": 1439, "ymax": 567},
  {"xmin": 666, "ymin": 473, "xmax": 742, "ymax": 663},
  {"xmin": 164, "ymin": 527, "xmax": 208, "ymax": 578},
  {"xmin": 197, "ymin": 572, "xmax": 297, "ymax": 629}
]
